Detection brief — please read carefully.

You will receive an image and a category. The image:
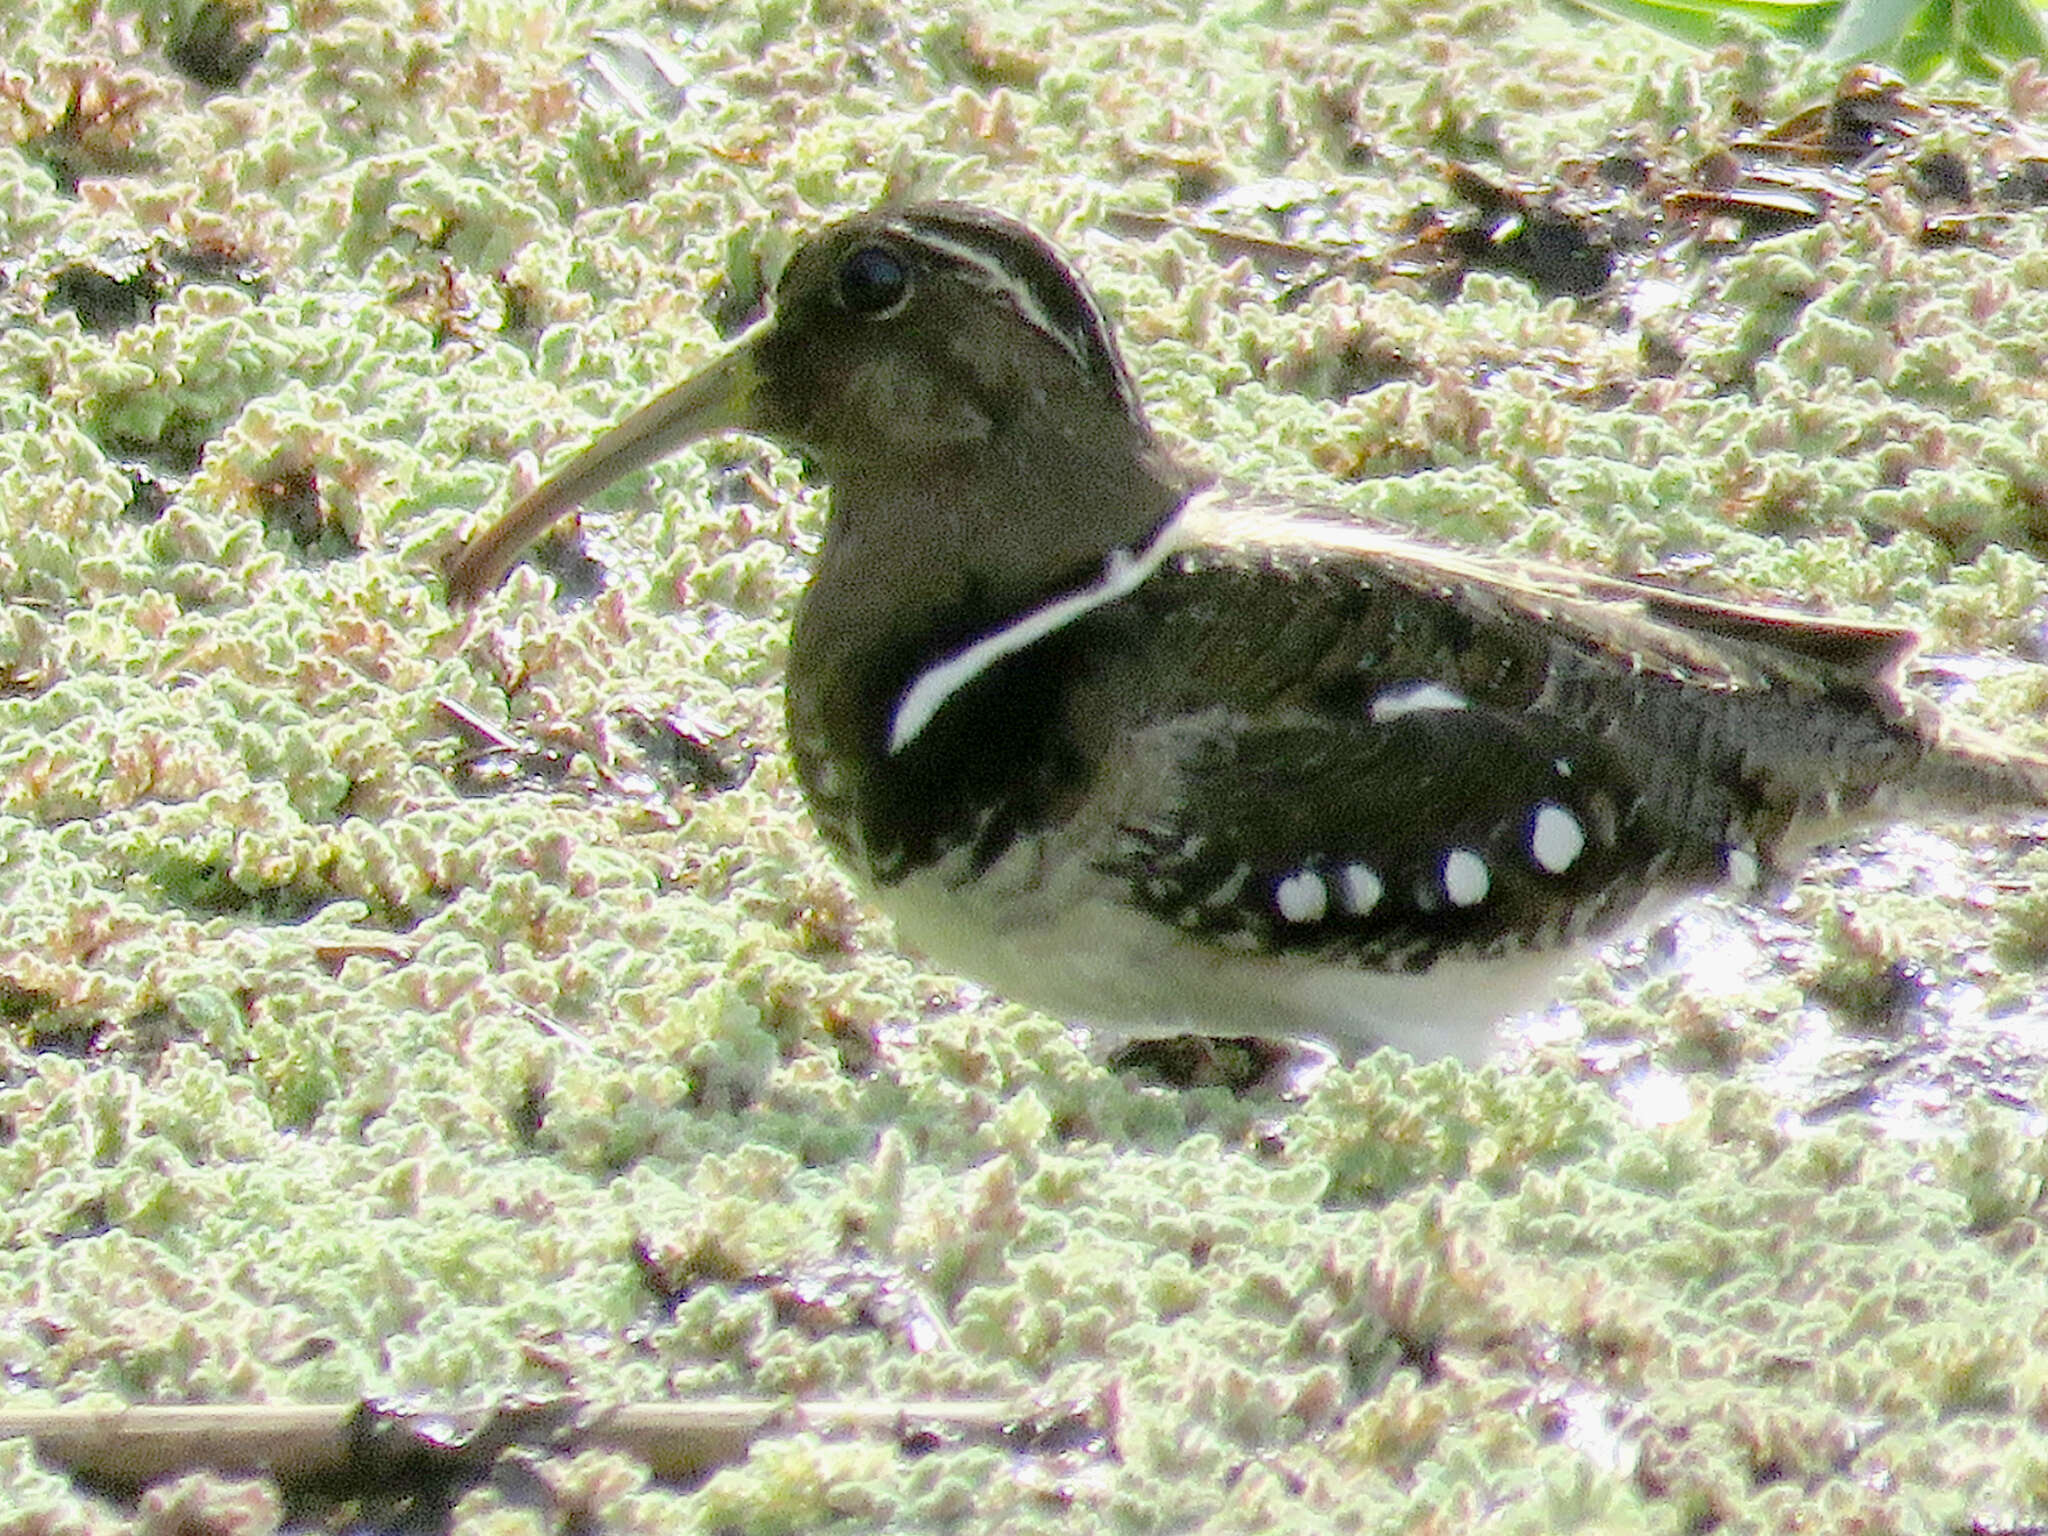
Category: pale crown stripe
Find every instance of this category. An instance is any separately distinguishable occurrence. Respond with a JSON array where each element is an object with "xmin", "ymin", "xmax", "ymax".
[{"xmin": 896, "ymin": 229, "xmax": 1098, "ymax": 373}]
